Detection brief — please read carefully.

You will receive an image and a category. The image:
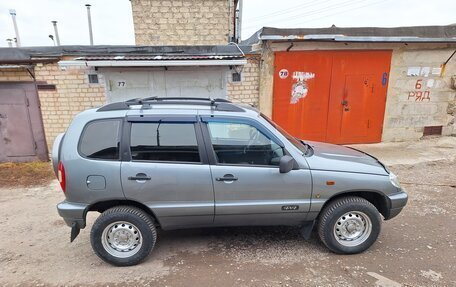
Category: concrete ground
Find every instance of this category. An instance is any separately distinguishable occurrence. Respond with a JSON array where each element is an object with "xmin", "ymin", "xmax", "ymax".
[
  {"xmin": 350, "ymin": 136, "xmax": 456, "ymax": 165},
  {"xmin": 0, "ymin": 136, "xmax": 455, "ymax": 287}
]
